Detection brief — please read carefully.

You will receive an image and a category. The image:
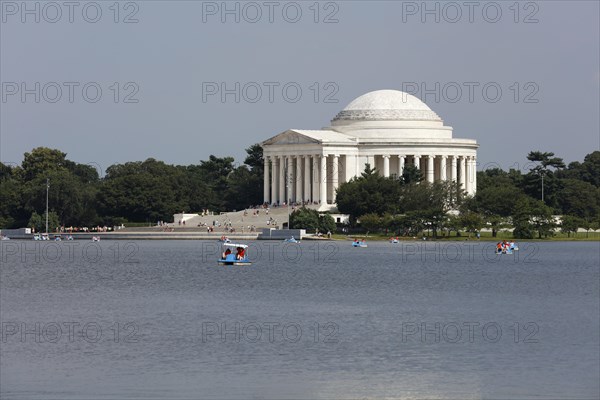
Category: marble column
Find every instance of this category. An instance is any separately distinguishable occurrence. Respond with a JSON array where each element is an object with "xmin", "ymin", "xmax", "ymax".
[
  {"xmin": 295, "ymin": 156, "xmax": 302, "ymax": 203},
  {"xmin": 332, "ymin": 154, "xmax": 339, "ymax": 202},
  {"xmin": 426, "ymin": 155, "xmax": 434, "ymax": 183},
  {"xmin": 398, "ymin": 155, "xmax": 405, "ymax": 178},
  {"xmin": 450, "ymin": 156, "xmax": 457, "ymax": 183},
  {"xmin": 471, "ymin": 156, "xmax": 477, "ymax": 195},
  {"xmin": 286, "ymin": 156, "xmax": 292, "ymax": 203},
  {"xmin": 312, "ymin": 155, "xmax": 319, "ymax": 203},
  {"xmin": 464, "ymin": 157, "xmax": 472, "ymax": 194},
  {"xmin": 459, "ymin": 156, "xmax": 466, "ymax": 192},
  {"xmin": 382, "ymin": 155, "xmax": 390, "ymax": 177},
  {"xmin": 278, "ymin": 156, "xmax": 285, "ymax": 204},
  {"xmin": 304, "ymin": 155, "xmax": 311, "ymax": 202},
  {"xmin": 440, "ymin": 155, "xmax": 447, "ymax": 182},
  {"xmin": 320, "ymin": 155, "xmax": 327, "ymax": 204},
  {"xmin": 414, "ymin": 155, "xmax": 420, "ymax": 170},
  {"xmin": 263, "ymin": 157, "xmax": 270, "ymax": 204},
  {"xmin": 271, "ymin": 156, "xmax": 277, "ymax": 204}
]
